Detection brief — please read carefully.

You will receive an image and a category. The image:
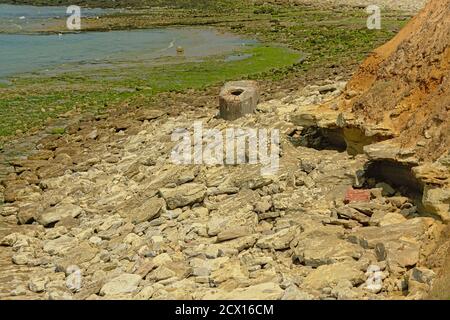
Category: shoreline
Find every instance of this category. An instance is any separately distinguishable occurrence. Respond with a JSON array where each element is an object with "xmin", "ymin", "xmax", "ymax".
[{"xmin": 0, "ymin": 2, "xmax": 411, "ymax": 145}]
